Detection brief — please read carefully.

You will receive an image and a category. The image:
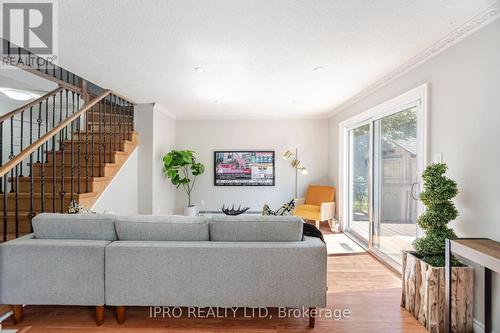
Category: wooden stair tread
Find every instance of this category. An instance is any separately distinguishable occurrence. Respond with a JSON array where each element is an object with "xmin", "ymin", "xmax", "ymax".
[
  {"xmin": 60, "ymin": 139, "xmax": 135, "ymax": 144},
  {"xmin": 10, "ymin": 176, "xmax": 109, "ymax": 182},
  {"xmin": 2, "ymin": 192, "xmax": 99, "ymax": 198},
  {"xmin": 30, "ymin": 161, "xmax": 119, "ymax": 167},
  {"xmin": 48, "ymin": 150, "xmax": 129, "ymax": 156}
]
